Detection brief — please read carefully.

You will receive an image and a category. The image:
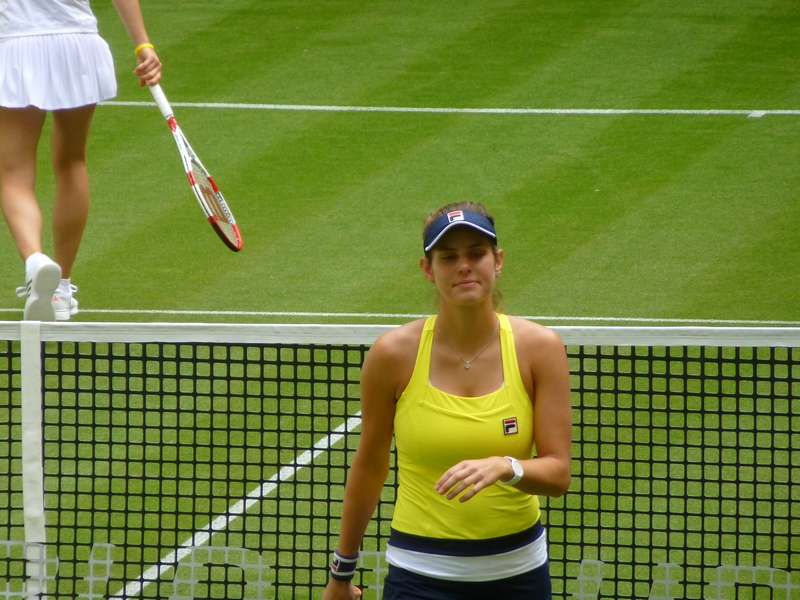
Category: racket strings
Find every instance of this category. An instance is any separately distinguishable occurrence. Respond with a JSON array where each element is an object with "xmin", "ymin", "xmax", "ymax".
[{"xmin": 191, "ymin": 160, "xmax": 240, "ymax": 245}]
